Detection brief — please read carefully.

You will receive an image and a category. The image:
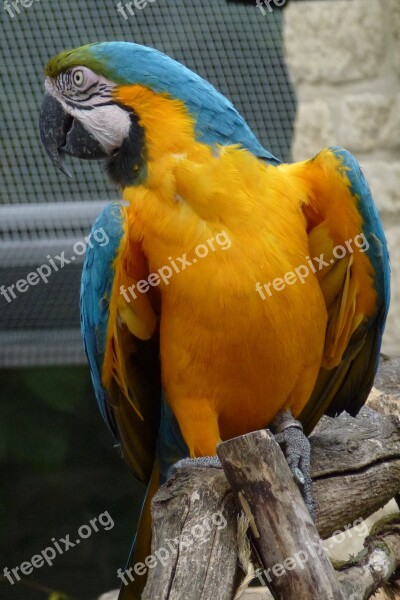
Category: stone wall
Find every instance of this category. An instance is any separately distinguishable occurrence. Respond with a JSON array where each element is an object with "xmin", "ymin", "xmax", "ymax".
[{"xmin": 284, "ymin": 0, "xmax": 400, "ymax": 354}]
